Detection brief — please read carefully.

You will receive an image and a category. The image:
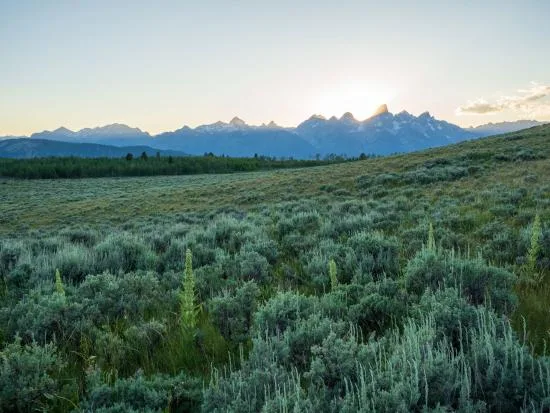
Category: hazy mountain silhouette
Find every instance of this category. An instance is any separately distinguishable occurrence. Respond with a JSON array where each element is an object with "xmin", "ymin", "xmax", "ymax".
[
  {"xmin": 468, "ymin": 120, "xmax": 548, "ymax": 136},
  {"xmin": 295, "ymin": 106, "xmax": 477, "ymax": 155},
  {"xmin": 0, "ymin": 138, "xmax": 185, "ymax": 159},
  {"xmin": 30, "ymin": 124, "xmax": 152, "ymax": 147},
  {"xmin": 2, "ymin": 112, "xmax": 546, "ymax": 159}
]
